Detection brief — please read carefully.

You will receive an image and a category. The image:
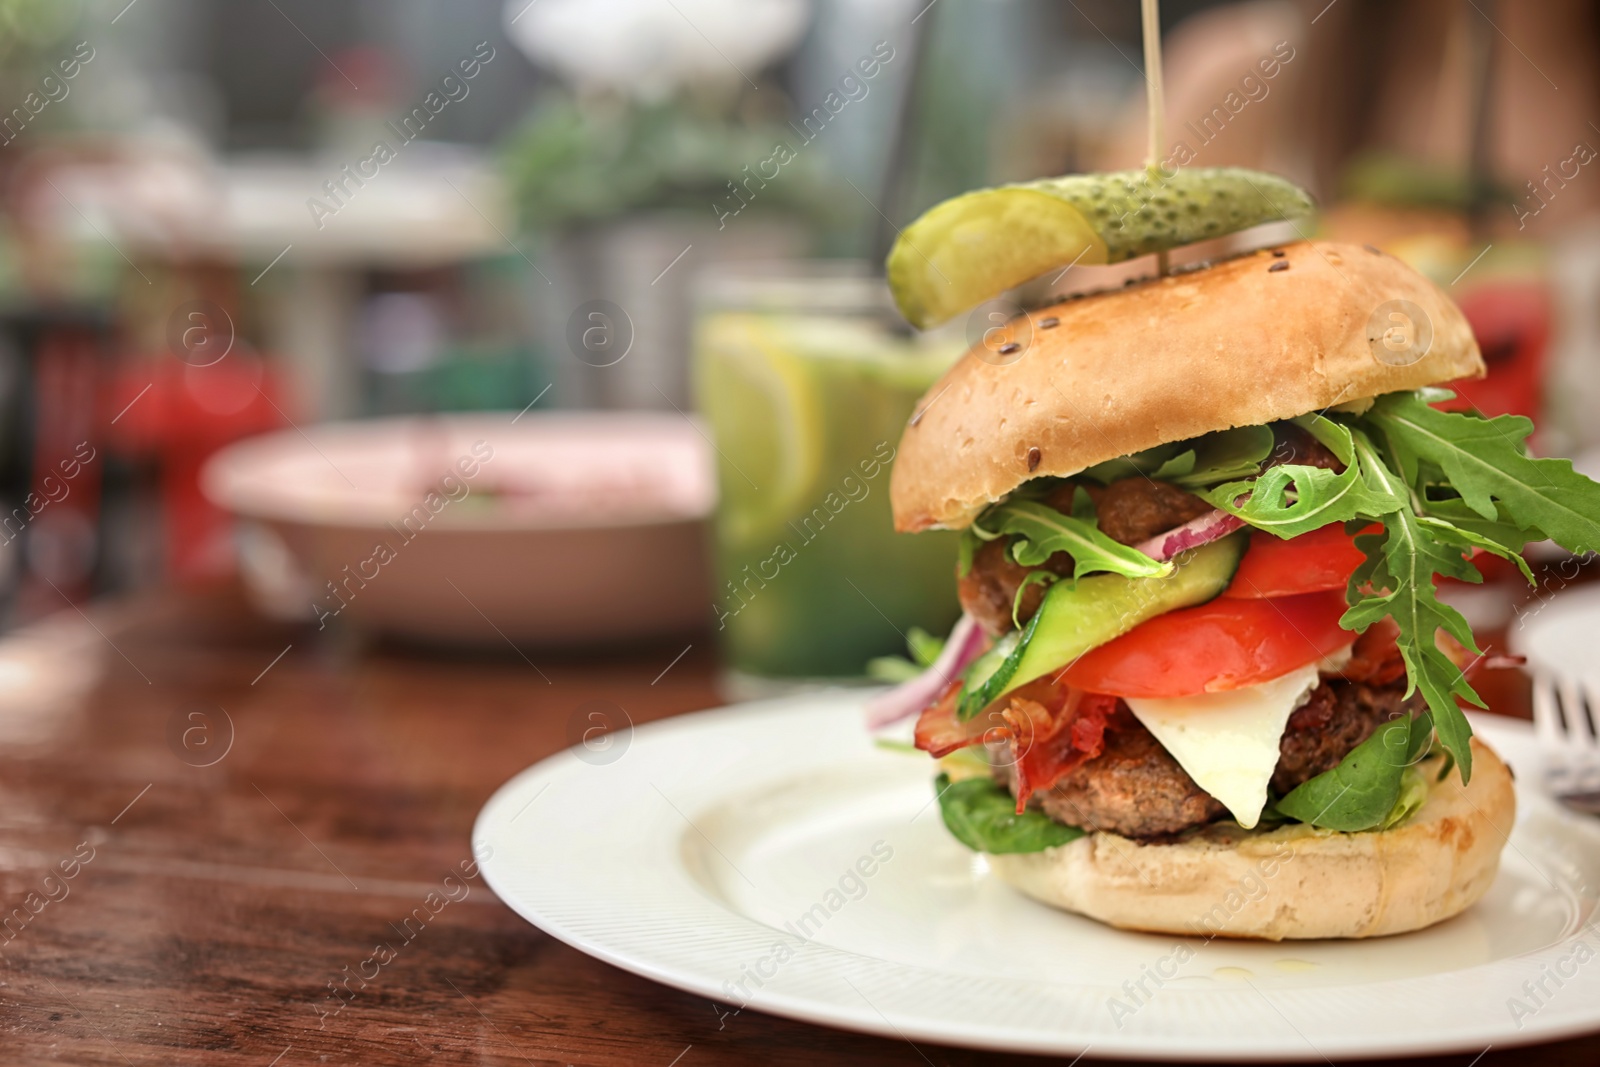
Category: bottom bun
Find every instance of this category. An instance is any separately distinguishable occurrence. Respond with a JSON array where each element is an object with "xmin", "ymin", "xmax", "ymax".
[{"xmin": 986, "ymin": 737, "xmax": 1516, "ymax": 940}]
